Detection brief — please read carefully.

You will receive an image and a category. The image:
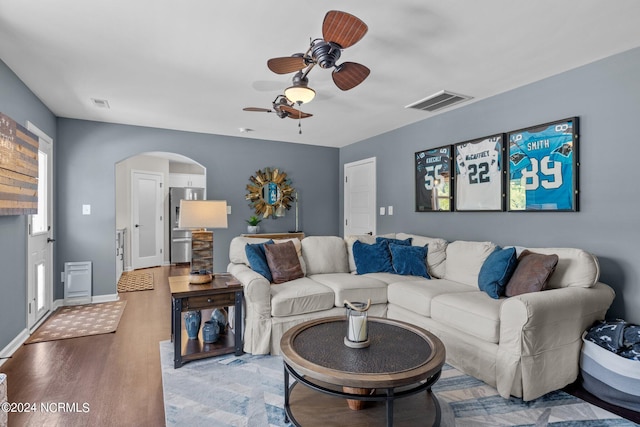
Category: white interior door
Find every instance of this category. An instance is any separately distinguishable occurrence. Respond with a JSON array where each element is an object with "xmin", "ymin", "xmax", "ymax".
[
  {"xmin": 344, "ymin": 157, "xmax": 376, "ymax": 236},
  {"xmin": 27, "ymin": 123, "xmax": 53, "ymax": 331},
  {"xmin": 131, "ymin": 170, "xmax": 164, "ymax": 269}
]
